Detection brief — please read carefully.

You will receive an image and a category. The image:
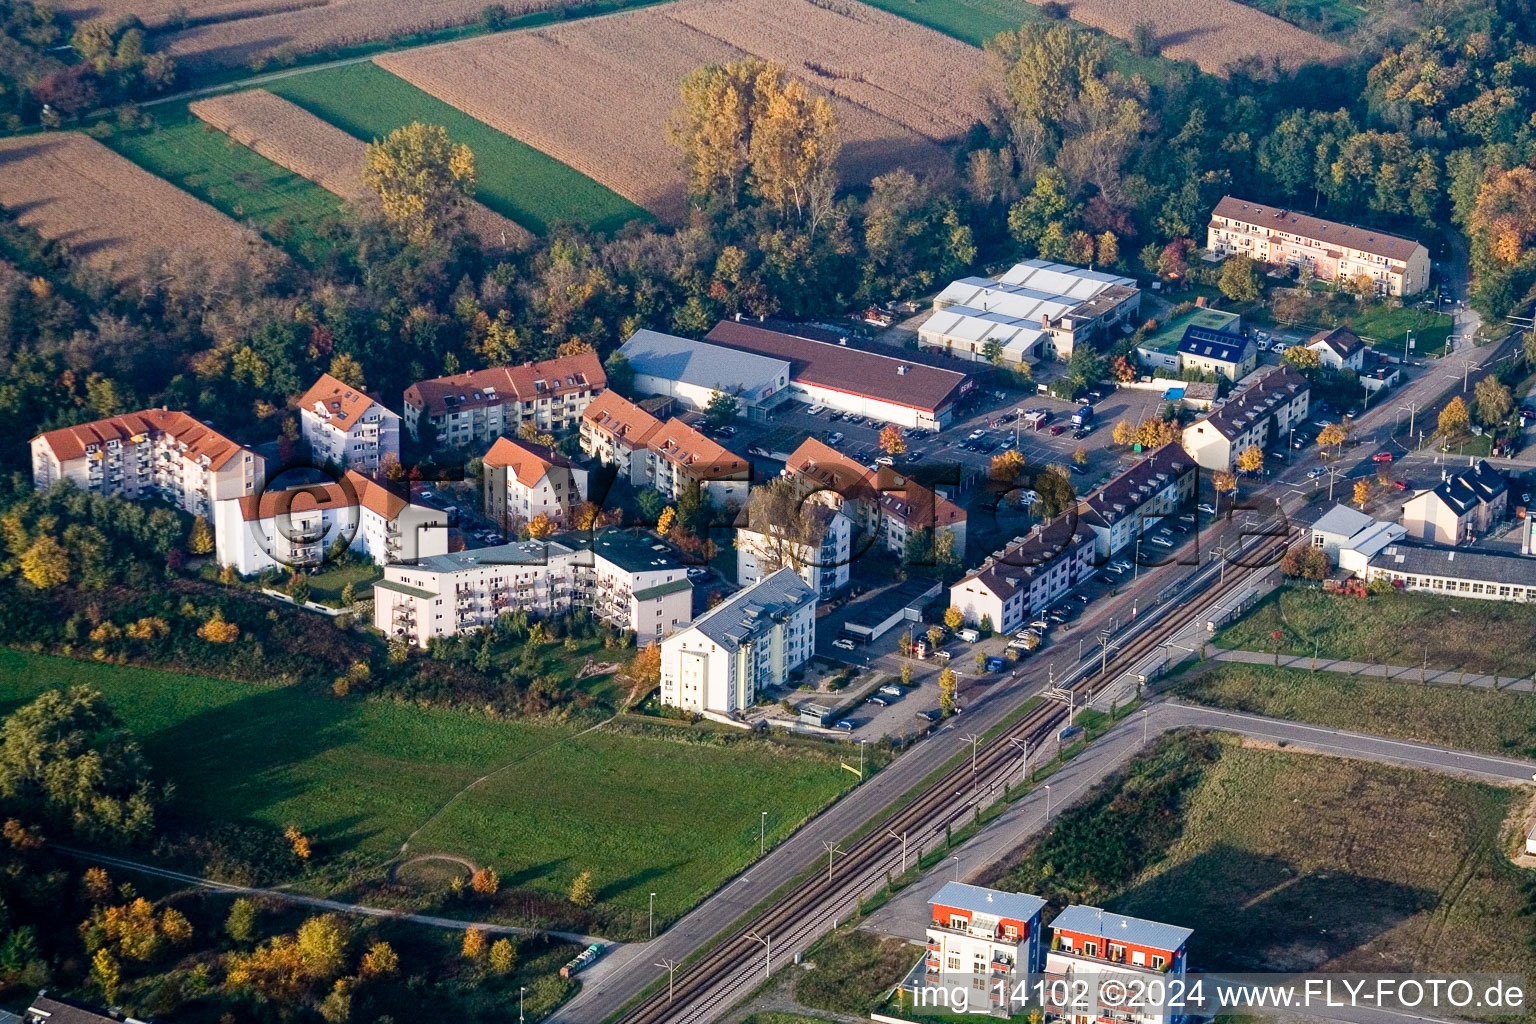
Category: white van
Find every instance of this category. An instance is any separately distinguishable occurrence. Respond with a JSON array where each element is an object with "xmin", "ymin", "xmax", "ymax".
[{"xmin": 957, "ymin": 628, "xmax": 980, "ymax": 643}]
